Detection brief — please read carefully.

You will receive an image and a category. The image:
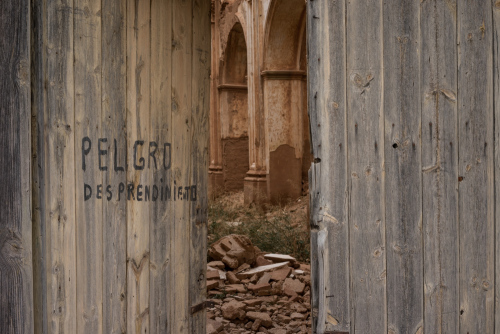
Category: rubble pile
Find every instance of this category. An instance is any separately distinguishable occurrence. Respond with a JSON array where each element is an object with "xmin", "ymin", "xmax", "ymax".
[{"xmin": 206, "ymin": 235, "xmax": 311, "ymax": 334}]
